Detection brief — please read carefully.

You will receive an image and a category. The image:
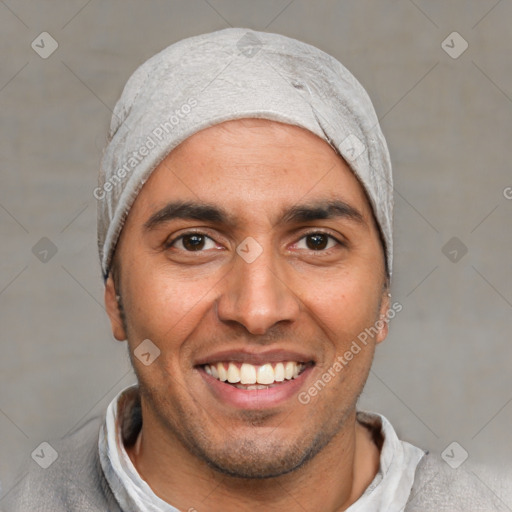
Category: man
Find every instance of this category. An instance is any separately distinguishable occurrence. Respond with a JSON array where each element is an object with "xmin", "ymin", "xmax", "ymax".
[{"xmin": 4, "ymin": 27, "xmax": 508, "ymax": 511}]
